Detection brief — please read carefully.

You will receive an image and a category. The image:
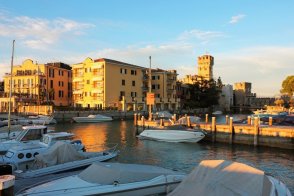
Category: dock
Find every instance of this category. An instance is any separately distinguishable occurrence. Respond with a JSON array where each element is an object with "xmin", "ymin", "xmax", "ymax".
[{"xmin": 134, "ymin": 114, "xmax": 294, "ymax": 150}]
